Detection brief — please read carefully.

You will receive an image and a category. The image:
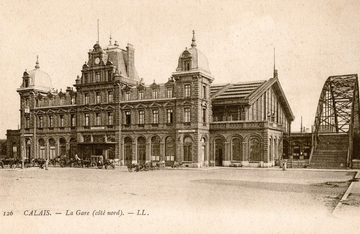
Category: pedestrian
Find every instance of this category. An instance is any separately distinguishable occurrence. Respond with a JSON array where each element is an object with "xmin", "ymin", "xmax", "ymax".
[
  {"xmin": 45, "ymin": 158, "xmax": 49, "ymax": 170},
  {"xmin": 282, "ymin": 160, "xmax": 287, "ymax": 171}
]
